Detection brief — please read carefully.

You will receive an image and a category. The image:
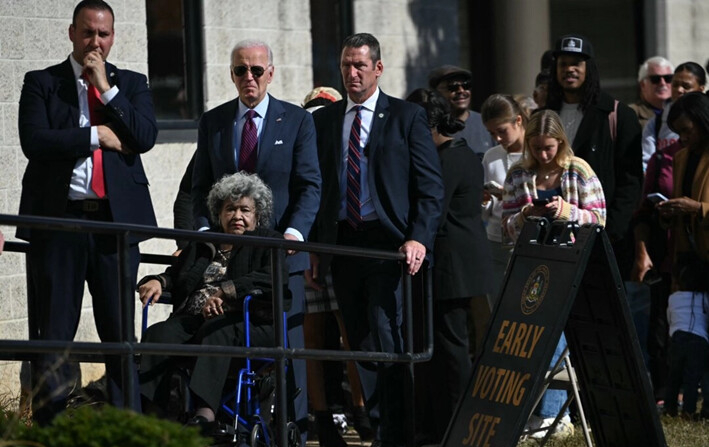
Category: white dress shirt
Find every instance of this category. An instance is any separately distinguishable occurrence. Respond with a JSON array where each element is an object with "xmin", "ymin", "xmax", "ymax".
[
  {"xmin": 339, "ymin": 88, "xmax": 380, "ymax": 221},
  {"xmin": 67, "ymin": 54, "xmax": 118, "ymax": 200}
]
